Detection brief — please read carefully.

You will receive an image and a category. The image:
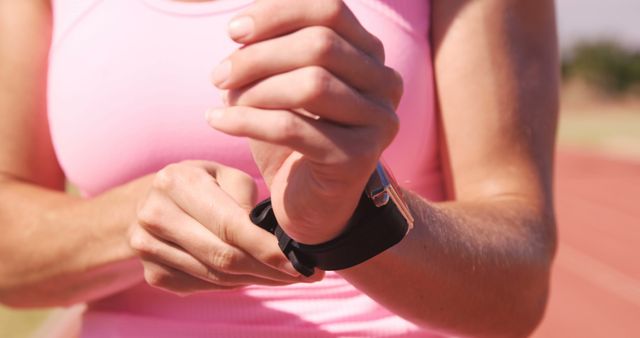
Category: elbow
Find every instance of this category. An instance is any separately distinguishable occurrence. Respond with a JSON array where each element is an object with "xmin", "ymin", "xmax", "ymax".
[
  {"xmin": 0, "ymin": 277, "xmax": 32, "ymax": 308},
  {"xmin": 0, "ymin": 283, "xmax": 35, "ymax": 309},
  {"xmin": 519, "ymin": 247, "xmax": 556, "ymax": 337},
  {"xmin": 492, "ymin": 225, "xmax": 557, "ymax": 338},
  {"xmin": 0, "ymin": 290, "xmax": 38, "ymax": 309},
  {"xmin": 505, "ymin": 272, "xmax": 551, "ymax": 338},
  {"xmin": 0, "ymin": 274, "xmax": 82, "ymax": 309},
  {"xmin": 0, "ymin": 287, "xmax": 81, "ymax": 309},
  {"xmin": 493, "ymin": 218, "xmax": 556, "ymax": 338},
  {"xmin": 404, "ymin": 260, "xmax": 552, "ymax": 338},
  {"xmin": 430, "ymin": 218, "xmax": 556, "ymax": 337},
  {"xmin": 473, "ymin": 263, "xmax": 553, "ymax": 338},
  {"xmin": 0, "ymin": 267, "xmax": 19, "ymax": 307}
]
